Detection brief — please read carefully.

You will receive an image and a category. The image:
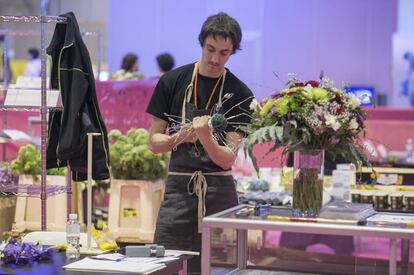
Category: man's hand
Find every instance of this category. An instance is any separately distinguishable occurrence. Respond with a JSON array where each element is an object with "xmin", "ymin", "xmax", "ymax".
[
  {"xmin": 192, "ymin": 115, "xmax": 212, "ymax": 140},
  {"xmin": 173, "ymin": 124, "xmax": 198, "ymax": 144},
  {"xmin": 192, "ymin": 115, "xmax": 243, "ymax": 170},
  {"xmin": 149, "ymin": 117, "xmax": 197, "ymax": 154}
]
